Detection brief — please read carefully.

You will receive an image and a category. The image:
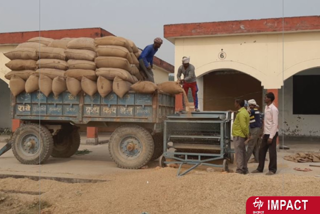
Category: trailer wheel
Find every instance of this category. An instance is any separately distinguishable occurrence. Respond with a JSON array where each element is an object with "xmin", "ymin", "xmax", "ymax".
[
  {"xmin": 51, "ymin": 128, "xmax": 80, "ymax": 158},
  {"xmin": 108, "ymin": 125, "xmax": 154, "ymax": 169},
  {"xmin": 151, "ymin": 134, "xmax": 163, "ymax": 161},
  {"xmin": 159, "ymin": 155, "xmax": 167, "ymax": 168},
  {"xmin": 12, "ymin": 124, "xmax": 53, "ymax": 165}
]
